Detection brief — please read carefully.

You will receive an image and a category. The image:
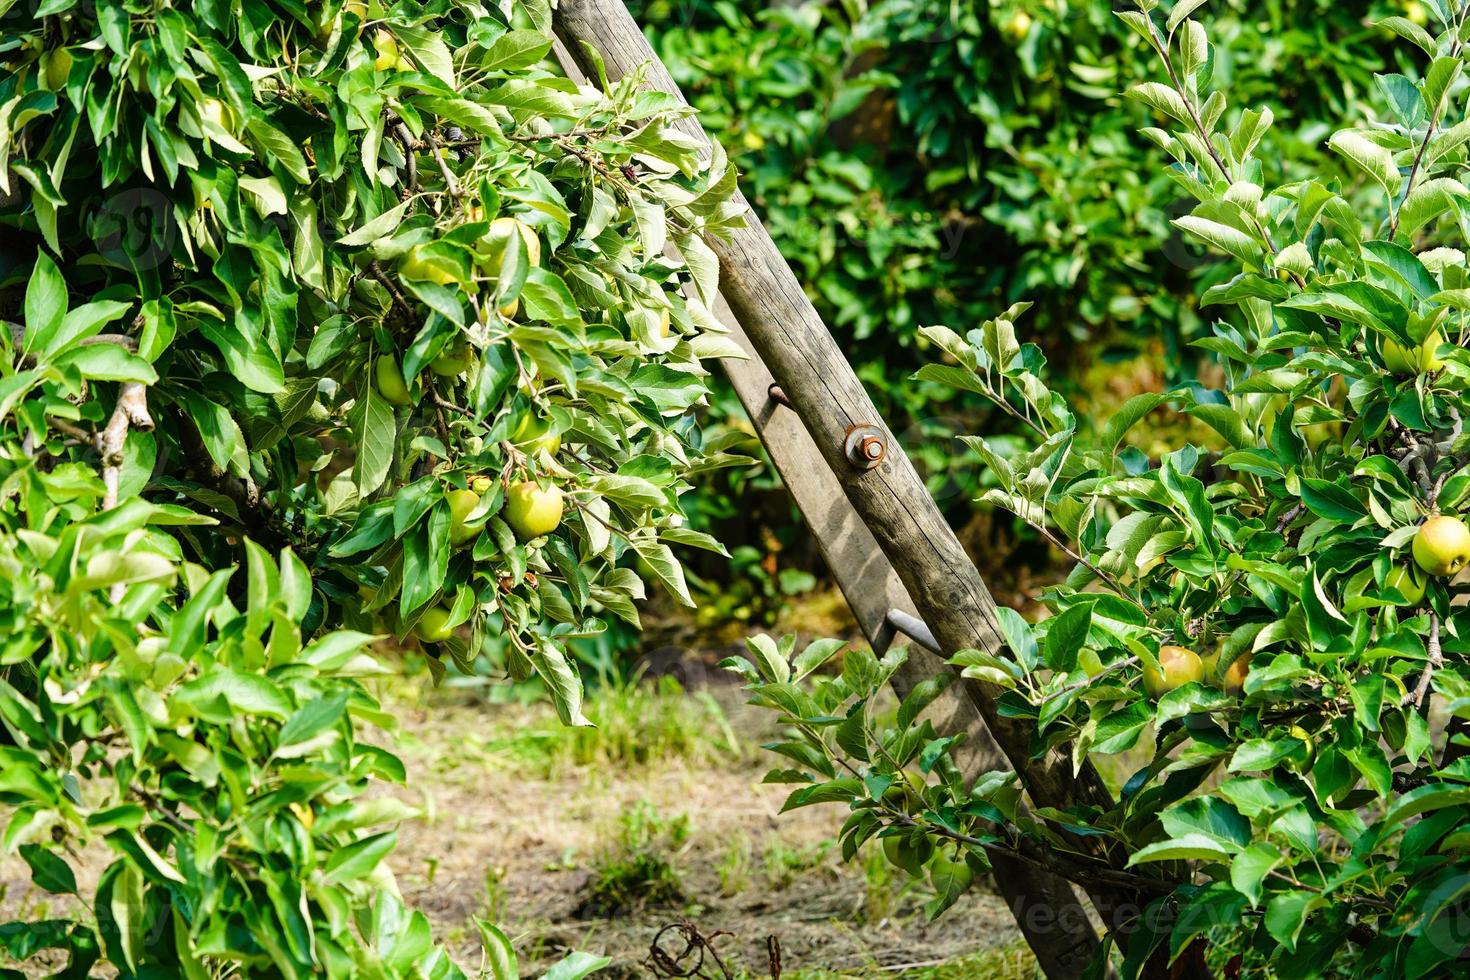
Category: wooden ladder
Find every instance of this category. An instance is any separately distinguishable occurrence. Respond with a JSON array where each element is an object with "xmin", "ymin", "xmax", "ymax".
[{"xmin": 548, "ymin": 6, "xmax": 1123, "ymax": 976}]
